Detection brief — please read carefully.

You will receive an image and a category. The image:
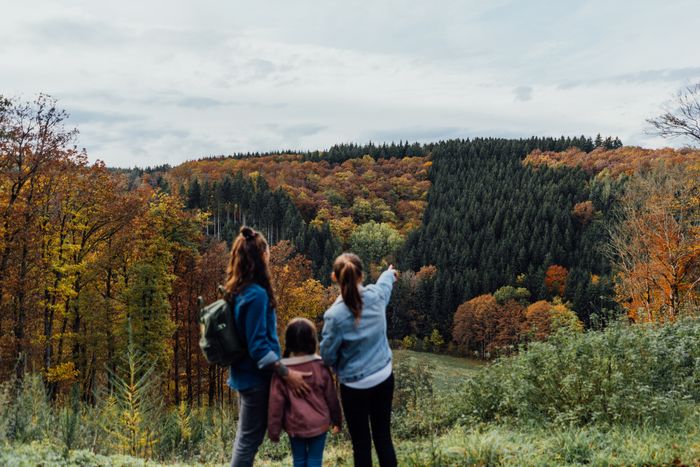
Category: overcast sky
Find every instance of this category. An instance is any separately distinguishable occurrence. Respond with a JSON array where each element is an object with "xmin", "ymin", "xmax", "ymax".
[{"xmin": 3, "ymin": 1, "xmax": 700, "ymax": 167}]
